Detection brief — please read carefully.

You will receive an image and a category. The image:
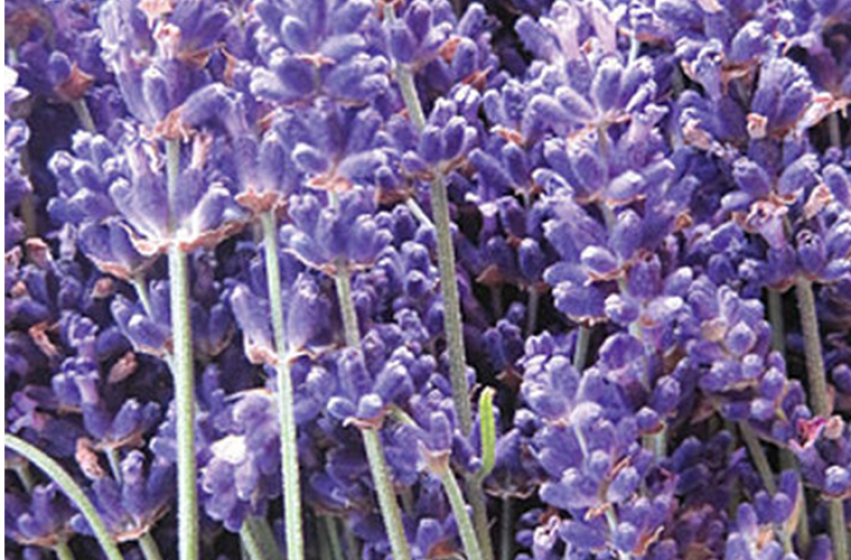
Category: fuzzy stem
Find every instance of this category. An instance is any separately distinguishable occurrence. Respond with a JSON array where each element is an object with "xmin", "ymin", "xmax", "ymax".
[
  {"xmin": 767, "ymin": 289, "xmax": 786, "ymax": 354},
  {"xmin": 138, "ymin": 534, "xmax": 164, "ymax": 560},
  {"xmin": 240, "ymin": 516, "xmax": 282, "ymax": 560},
  {"xmin": 166, "ymin": 139, "xmax": 199, "ymax": 560},
  {"xmin": 343, "ymin": 521, "xmax": 359, "ymax": 560},
  {"xmin": 384, "ymin": 8, "xmax": 492, "ymax": 557},
  {"xmin": 71, "ymin": 99, "xmax": 96, "ymax": 133},
  {"xmin": 261, "ymin": 210, "xmax": 305, "ymax": 560},
  {"xmin": 323, "ymin": 516, "xmax": 344, "ymax": 560},
  {"xmin": 334, "ymin": 257, "xmax": 411, "ymax": 560},
  {"xmin": 54, "ymin": 542, "xmax": 76, "ymax": 560},
  {"xmin": 363, "ymin": 428, "xmax": 413, "ymax": 560},
  {"xmin": 6, "ymin": 435, "xmax": 124, "ymax": 560},
  {"xmin": 795, "ymin": 278, "xmax": 831, "ymax": 417},
  {"xmin": 829, "ymin": 495, "xmax": 849, "ymax": 560},
  {"xmin": 439, "ymin": 468, "xmax": 485, "ymax": 560},
  {"xmin": 500, "ymin": 496, "xmax": 513, "ymax": 560},
  {"xmin": 14, "ymin": 462, "xmax": 36, "ymax": 492},
  {"xmin": 573, "ymin": 325, "xmax": 591, "ymax": 372},
  {"xmin": 739, "ymin": 423, "xmax": 794, "ymax": 553}
]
